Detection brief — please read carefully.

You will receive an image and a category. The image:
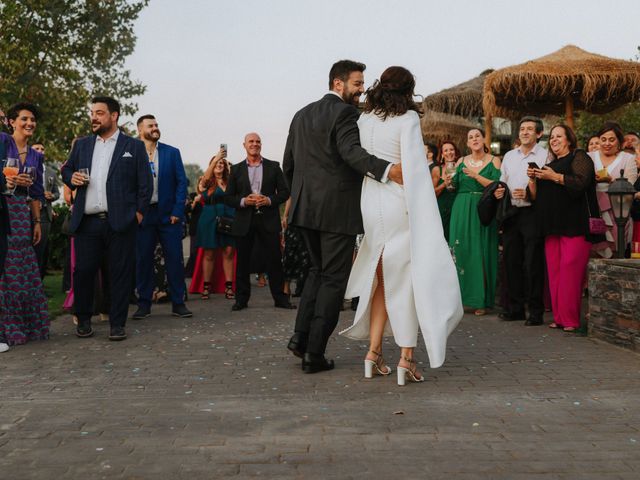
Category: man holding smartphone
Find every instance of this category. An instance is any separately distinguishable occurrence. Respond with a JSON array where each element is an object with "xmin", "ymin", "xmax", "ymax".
[{"xmin": 494, "ymin": 116, "xmax": 547, "ymax": 326}]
